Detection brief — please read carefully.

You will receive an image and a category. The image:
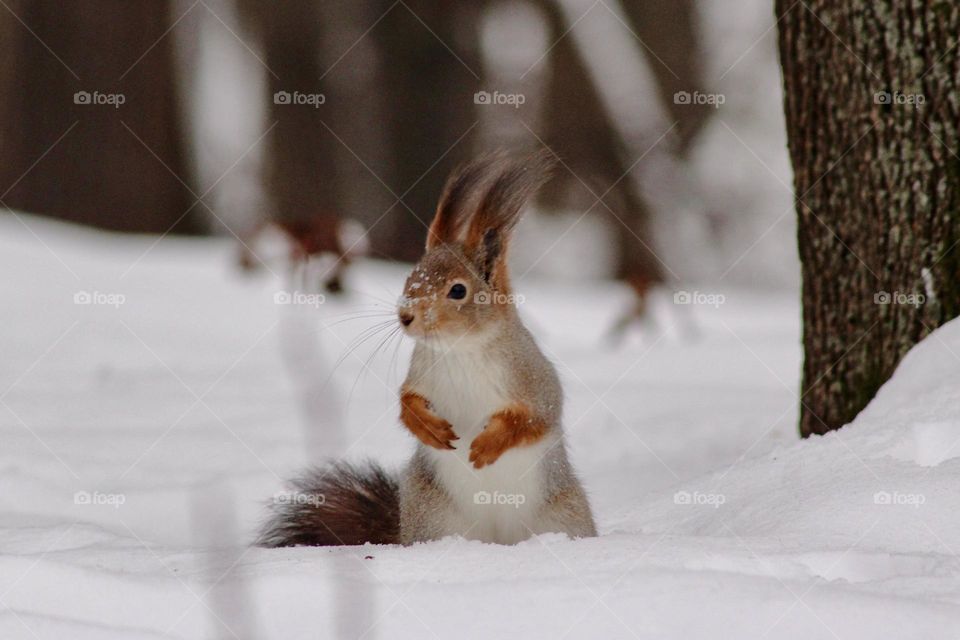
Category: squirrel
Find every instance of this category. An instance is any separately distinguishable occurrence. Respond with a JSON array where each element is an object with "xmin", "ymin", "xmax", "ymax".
[{"xmin": 258, "ymin": 152, "xmax": 597, "ymax": 547}]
